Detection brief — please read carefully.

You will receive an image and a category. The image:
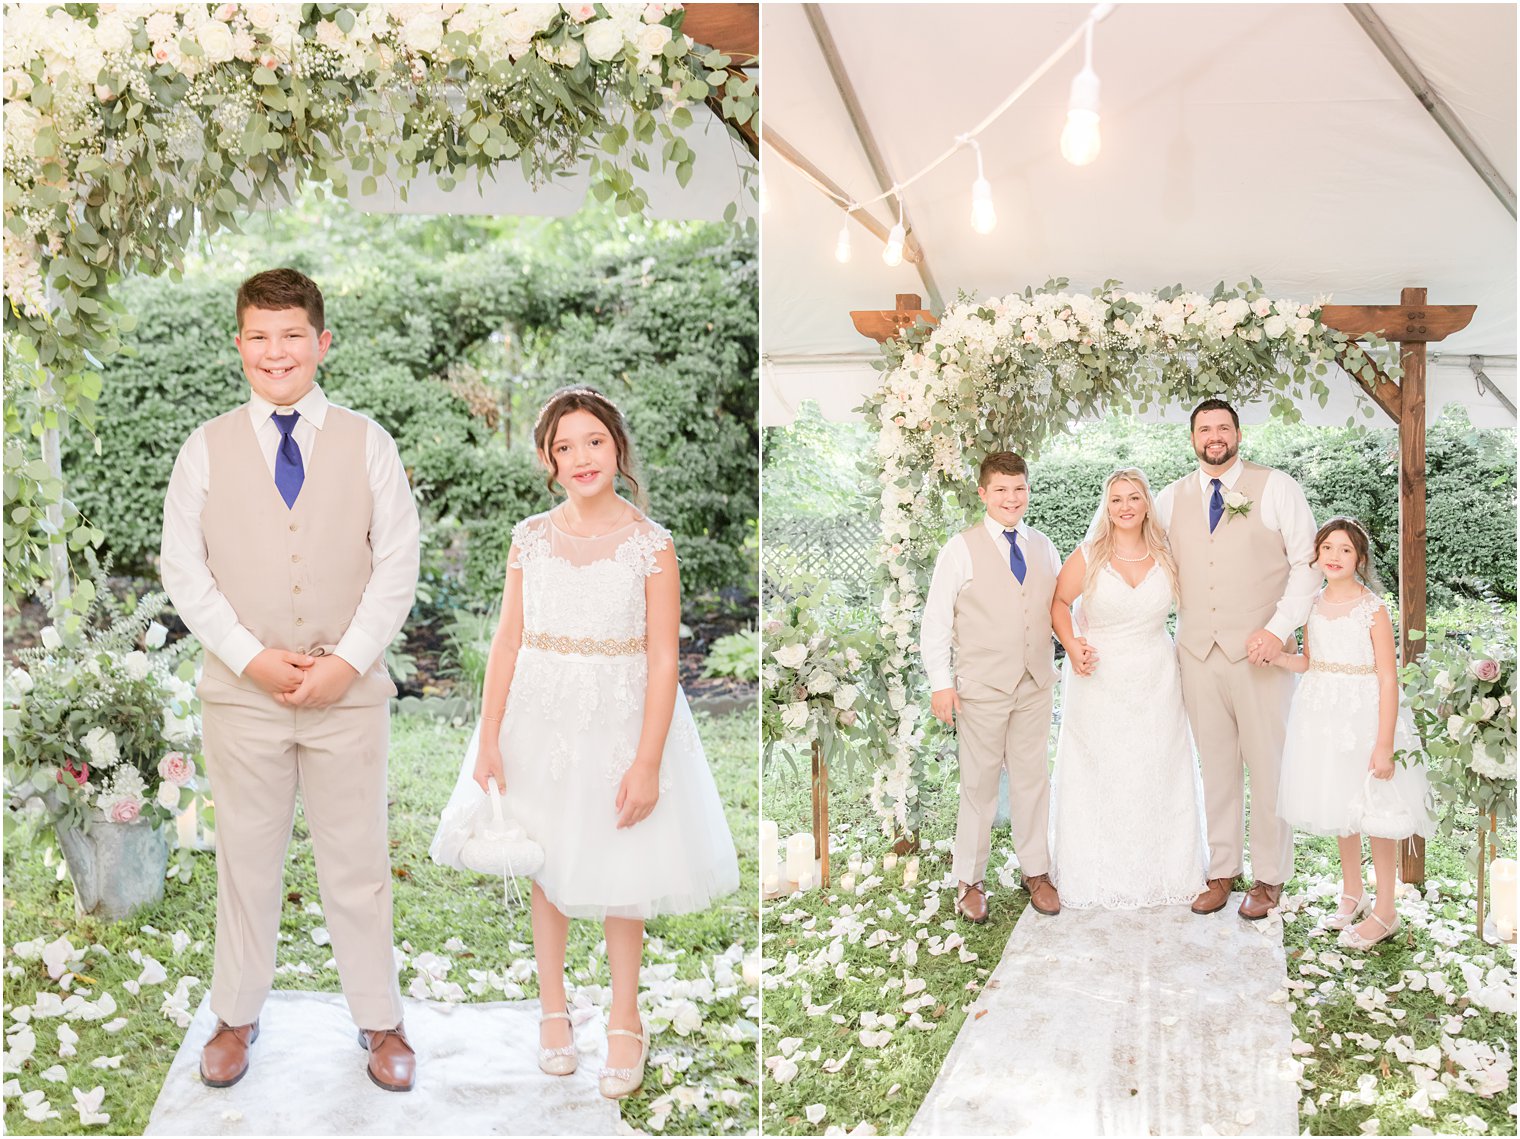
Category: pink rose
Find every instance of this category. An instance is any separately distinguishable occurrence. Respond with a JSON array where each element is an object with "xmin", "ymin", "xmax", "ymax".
[
  {"xmin": 1471, "ymin": 659, "xmax": 1501, "ymax": 683},
  {"xmin": 566, "ymin": 3, "xmax": 597, "ymax": 21},
  {"xmin": 838, "ymin": 709, "xmax": 859, "ymax": 728},
  {"xmin": 157, "ymin": 752, "xmax": 195, "ymax": 787},
  {"xmin": 108, "ymin": 798, "xmax": 141, "ymax": 824},
  {"xmin": 56, "ymin": 761, "xmax": 89, "ymax": 787}
]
